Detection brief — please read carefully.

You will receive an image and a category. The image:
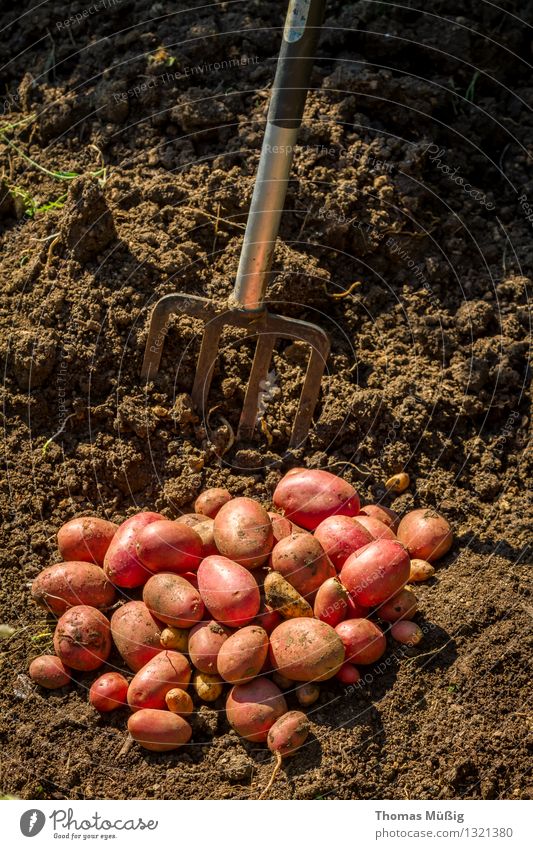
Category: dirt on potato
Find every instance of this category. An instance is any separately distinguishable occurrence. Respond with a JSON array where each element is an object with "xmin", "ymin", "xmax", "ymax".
[{"xmin": 0, "ymin": 1, "xmax": 531, "ymax": 800}]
